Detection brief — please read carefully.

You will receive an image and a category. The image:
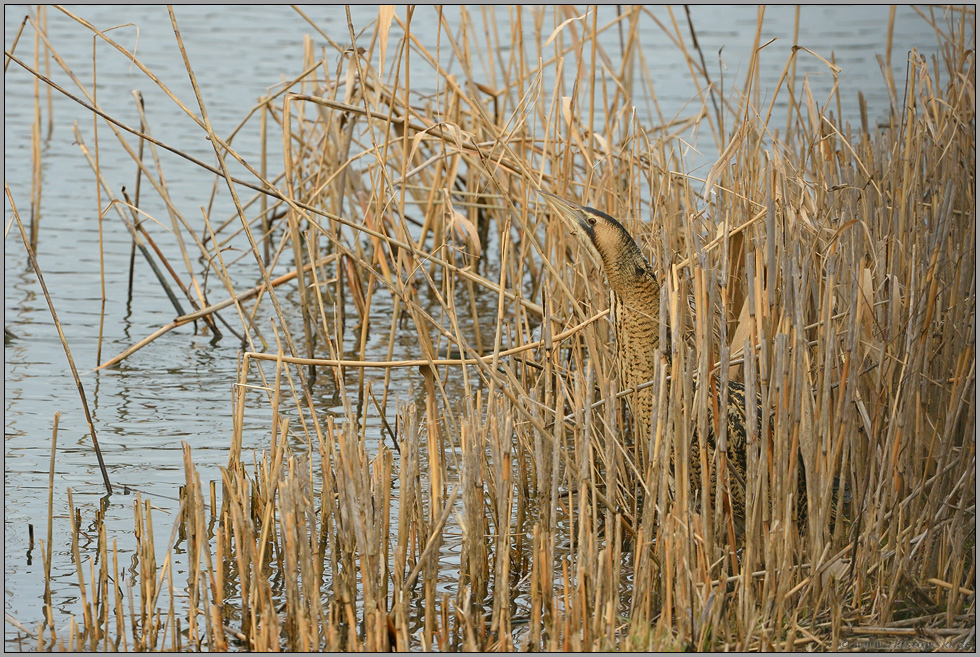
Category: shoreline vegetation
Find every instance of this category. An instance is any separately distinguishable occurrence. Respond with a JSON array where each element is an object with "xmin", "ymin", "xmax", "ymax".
[{"xmin": 5, "ymin": 6, "xmax": 975, "ymax": 652}]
